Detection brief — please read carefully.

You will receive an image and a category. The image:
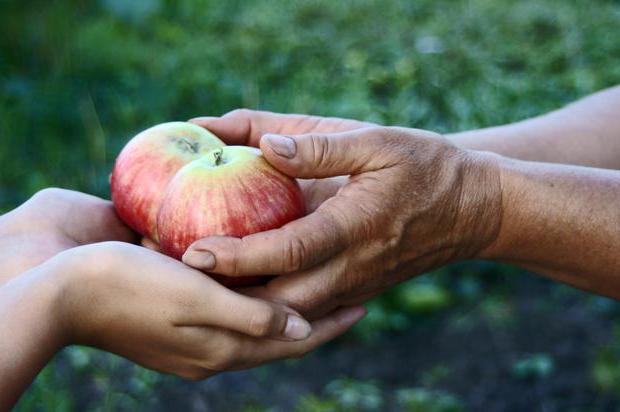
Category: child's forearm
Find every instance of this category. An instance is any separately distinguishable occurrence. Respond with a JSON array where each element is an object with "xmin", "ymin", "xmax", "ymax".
[{"xmin": 0, "ymin": 260, "xmax": 68, "ymax": 409}]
